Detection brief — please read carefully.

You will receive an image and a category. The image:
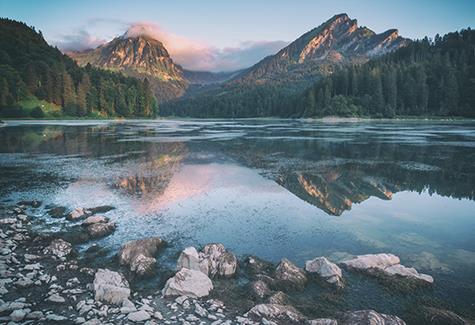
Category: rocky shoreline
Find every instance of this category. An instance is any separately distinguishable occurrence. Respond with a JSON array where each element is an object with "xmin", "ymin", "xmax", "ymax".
[{"xmin": 0, "ymin": 201, "xmax": 470, "ymax": 325}]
